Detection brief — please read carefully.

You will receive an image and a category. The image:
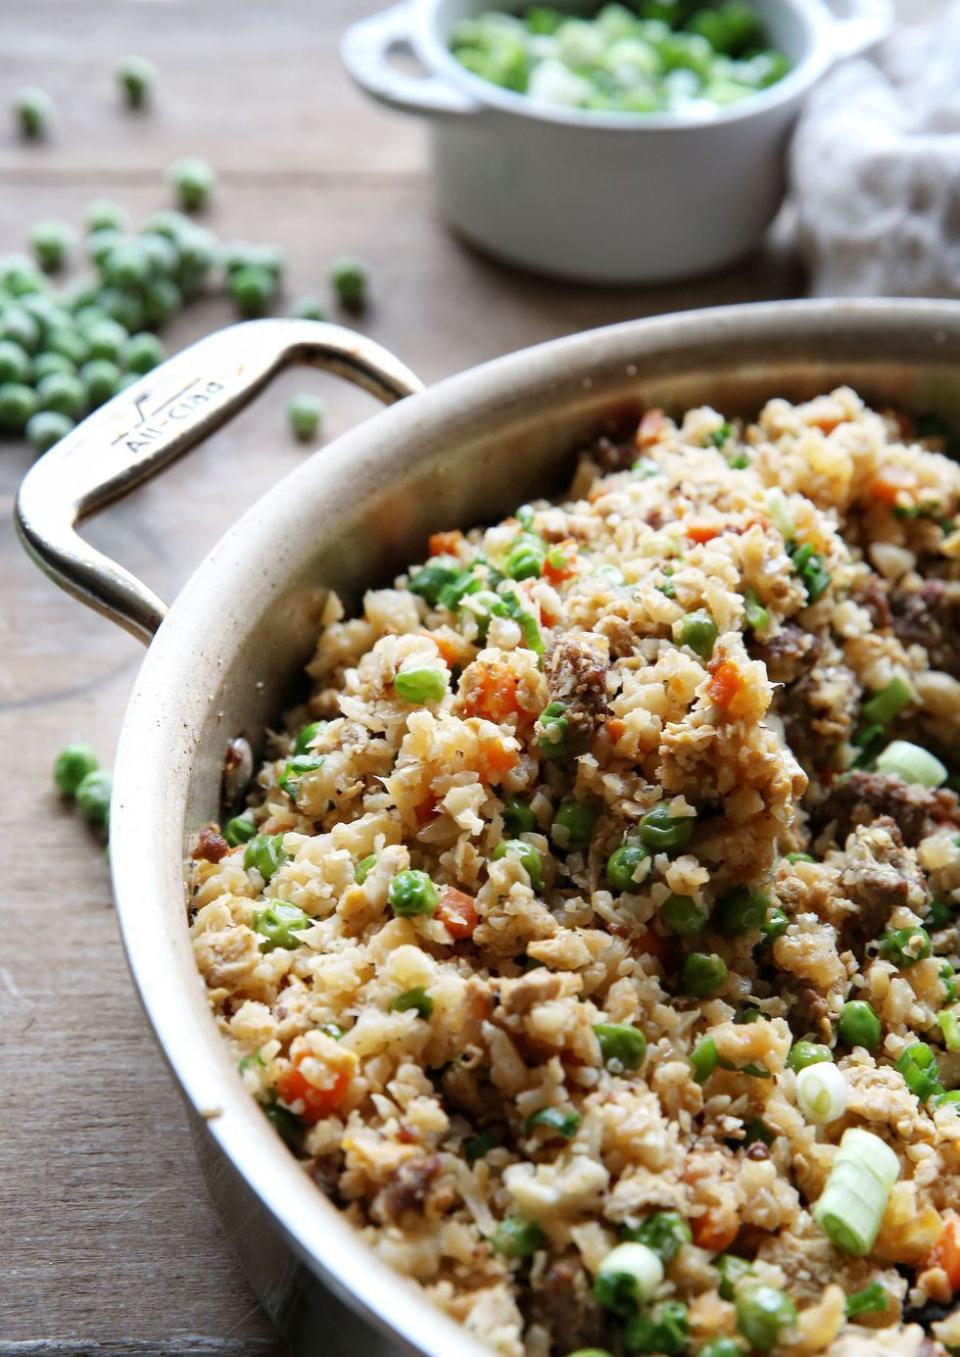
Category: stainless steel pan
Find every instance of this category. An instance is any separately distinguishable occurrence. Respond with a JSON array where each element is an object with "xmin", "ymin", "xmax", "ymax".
[{"xmin": 15, "ymin": 300, "xmax": 960, "ymax": 1357}]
